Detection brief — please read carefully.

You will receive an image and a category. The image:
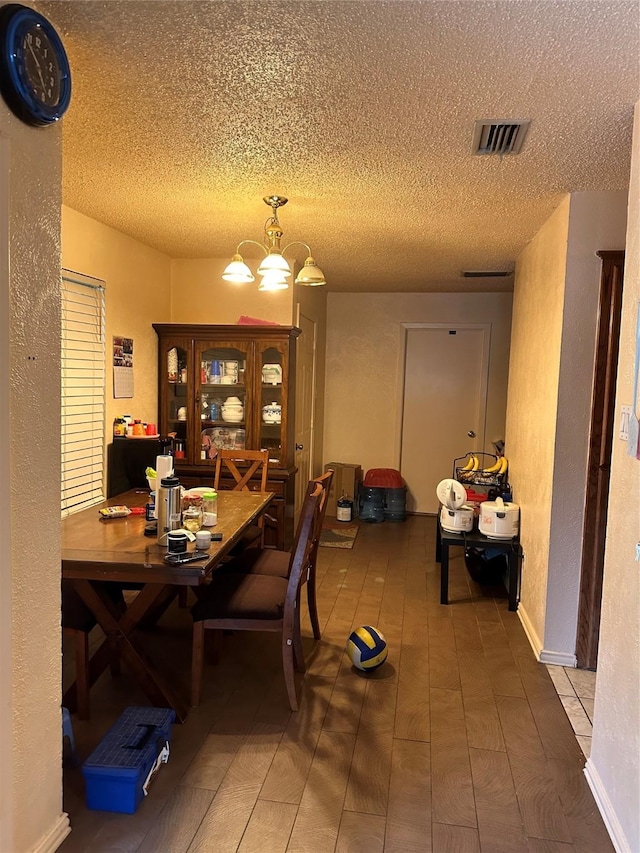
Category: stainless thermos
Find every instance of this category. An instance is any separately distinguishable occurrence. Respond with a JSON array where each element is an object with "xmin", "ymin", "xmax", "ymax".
[{"xmin": 157, "ymin": 475, "xmax": 181, "ymax": 545}]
